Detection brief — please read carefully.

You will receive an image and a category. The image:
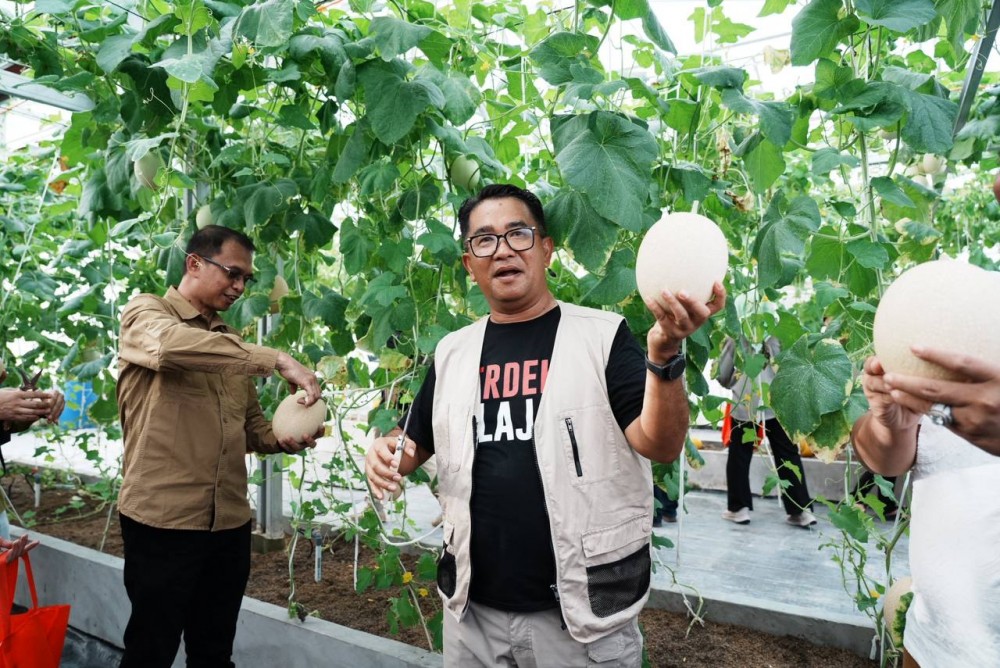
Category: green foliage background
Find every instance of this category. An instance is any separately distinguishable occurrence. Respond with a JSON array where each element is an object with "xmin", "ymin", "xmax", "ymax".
[{"xmin": 1, "ymin": 0, "xmax": 1000, "ymax": 649}]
